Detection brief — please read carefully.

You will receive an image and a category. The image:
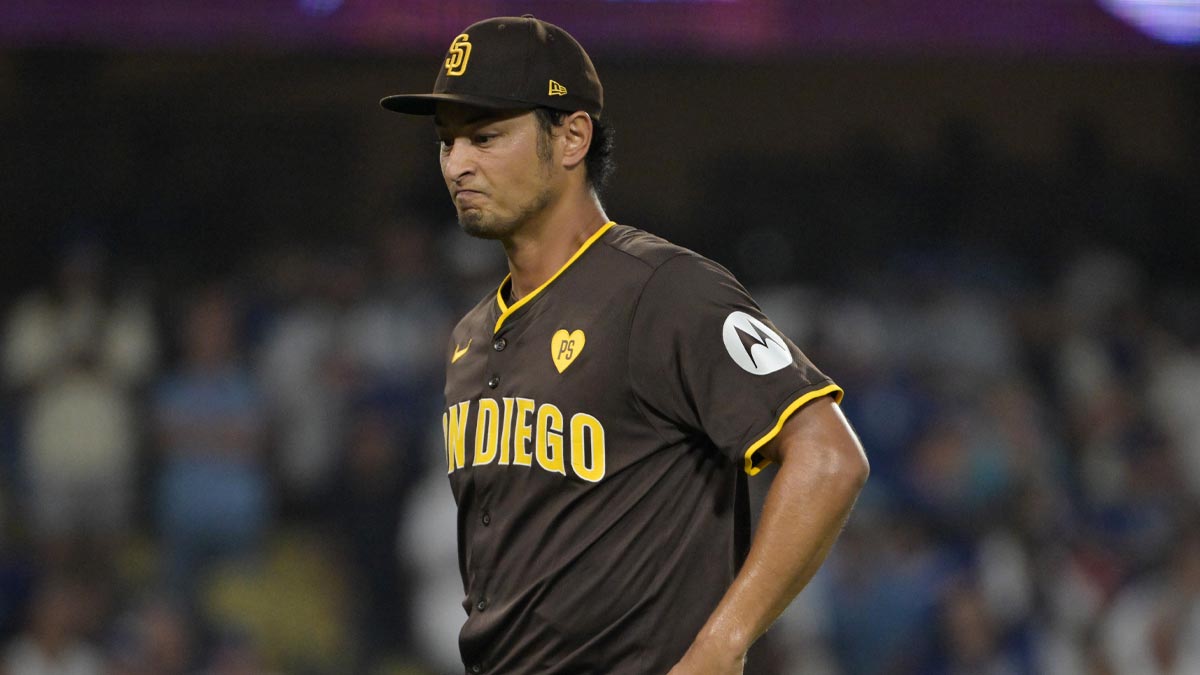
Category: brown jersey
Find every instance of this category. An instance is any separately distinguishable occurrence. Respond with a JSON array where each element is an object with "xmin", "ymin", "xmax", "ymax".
[{"xmin": 441, "ymin": 222, "xmax": 842, "ymax": 674}]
